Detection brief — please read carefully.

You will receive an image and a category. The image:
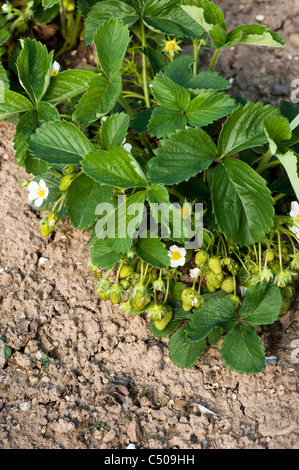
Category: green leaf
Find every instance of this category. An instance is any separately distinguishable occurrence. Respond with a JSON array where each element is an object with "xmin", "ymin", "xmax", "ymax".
[
  {"xmin": 66, "ymin": 174, "xmax": 113, "ymax": 230},
  {"xmin": 0, "ymin": 29, "xmax": 10, "ymax": 47},
  {"xmin": 43, "ymin": 69, "xmax": 98, "ymax": 103},
  {"xmin": 144, "ymin": 2, "xmax": 205, "ymax": 39},
  {"xmin": 264, "ymin": 115, "xmax": 299, "ymax": 200},
  {"xmin": 186, "ymin": 296, "xmax": 237, "ymax": 341},
  {"xmin": 181, "ymin": 1, "xmax": 227, "ymax": 47},
  {"xmin": 101, "ymin": 112, "xmax": 130, "ymax": 149},
  {"xmin": 100, "ymin": 190, "xmax": 147, "ymax": 254},
  {"xmin": 74, "ymin": 75, "xmax": 122, "ymax": 125},
  {"xmin": 240, "ymin": 282, "xmax": 282, "ymax": 325},
  {"xmin": 186, "ymin": 90, "xmax": 236, "ymax": 127},
  {"xmin": 94, "ymin": 19, "xmax": 131, "ymax": 81},
  {"xmin": 77, "ymin": 0, "xmax": 98, "ymax": 16},
  {"xmin": 151, "ymin": 72, "xmax": 190, "ymax": 111},
  {"xmin": 0, "ymin": 63, "xmax": 10, "ymax": 90},
  {"xmin": 29, "ymin": 120, "xmax": 94, "ymax": 164},
  {"xmin": 225, "ymin": 24, "xmax": 285, "ymax": 48},
  {"xmin": 90, "ymin": 238, "xmax": 124, "ymax": 268},
  {"xmin": 134, "ymin": 236, "xmax": 170, "ymax": 268},
  {"xmin": 211, "ymin": 158, "xmax": 274, "ymax": 246},
  {"xmin": 16, "ymin": 38, "xmax": 53, "ymax": 104},
  {"xmin": 186, "ymin": 70, "xmax": 230, "ymax": 91},
  {"xmin": 0, "ymin": 88, "xmax": 34, "ymax": 121},
  {"xmin": 148, "ymin": 107, "xmax": 187, "ymax": 138},
  {"xmin": 147, "ymin": 184, "xmax": 170, "ymax": 222},
  {"xmin": 13, "ymin": 102, "xmax": 60, "ymax": 174},
  {"xmin": 162, "ymin": 55, "xmax": 195, "ymax": 87},
  {"xmin": 84, "ymin": 0, "xmax": 138, "ymax": 46},
  {"xmin": 131, "ymin": 107, "xmax": 154, "ymax": 133},
  {"xmin": 218, "ymin": 101, "xmax": 279, "ymax": 157},
  {"xmin": 82, "ymin": 146, "xmax": 148, "ymax": 189},
  {"xmin": 169, "ymin": 325, "xmax": 206, "ymax": 369},
  {"xmin": 220, "ymin": 323, "xmax": 265, "ymax": 374},
  {"xmin": 272, "ymin": 148, "xmax": 299, "ymax": 200},
  {"xmin": 147, "ymin": 127, "xmax": 217, "ymax": 185},
  {"xmin": 32, "ymin": 0, "xmax": 59, "ymax": 23},
  {"xmin": 42, "ymin": 0, "xmax": 59, "ymax": 8}
]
